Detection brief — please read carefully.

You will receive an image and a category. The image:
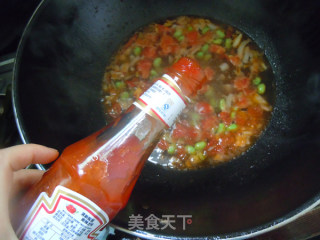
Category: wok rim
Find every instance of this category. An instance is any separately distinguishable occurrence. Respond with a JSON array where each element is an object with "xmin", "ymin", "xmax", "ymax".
[{"xmin": 11, "ymin": 0, "xmax": 320, "ymax": 238}]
